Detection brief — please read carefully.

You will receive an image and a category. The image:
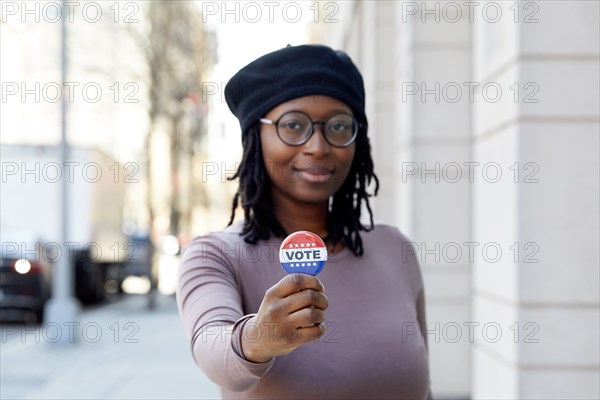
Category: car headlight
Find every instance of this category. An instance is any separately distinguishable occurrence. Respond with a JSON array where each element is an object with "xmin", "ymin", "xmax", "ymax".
[{"xmin": 14, "ymin": 259, "xmax": 31, "ymax": 274}]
